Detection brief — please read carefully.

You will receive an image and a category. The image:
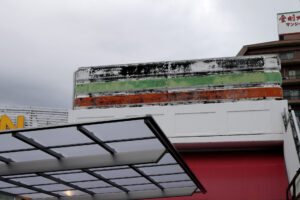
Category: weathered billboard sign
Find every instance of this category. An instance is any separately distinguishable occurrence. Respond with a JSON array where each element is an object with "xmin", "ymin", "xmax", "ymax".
[
  {"xmin": 277, "ymin": 11, "xmax": 300, "ymax": 35},
  {"xmin": 74, "ymin": 55, "xmax": 282, "ymax": 109}
]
